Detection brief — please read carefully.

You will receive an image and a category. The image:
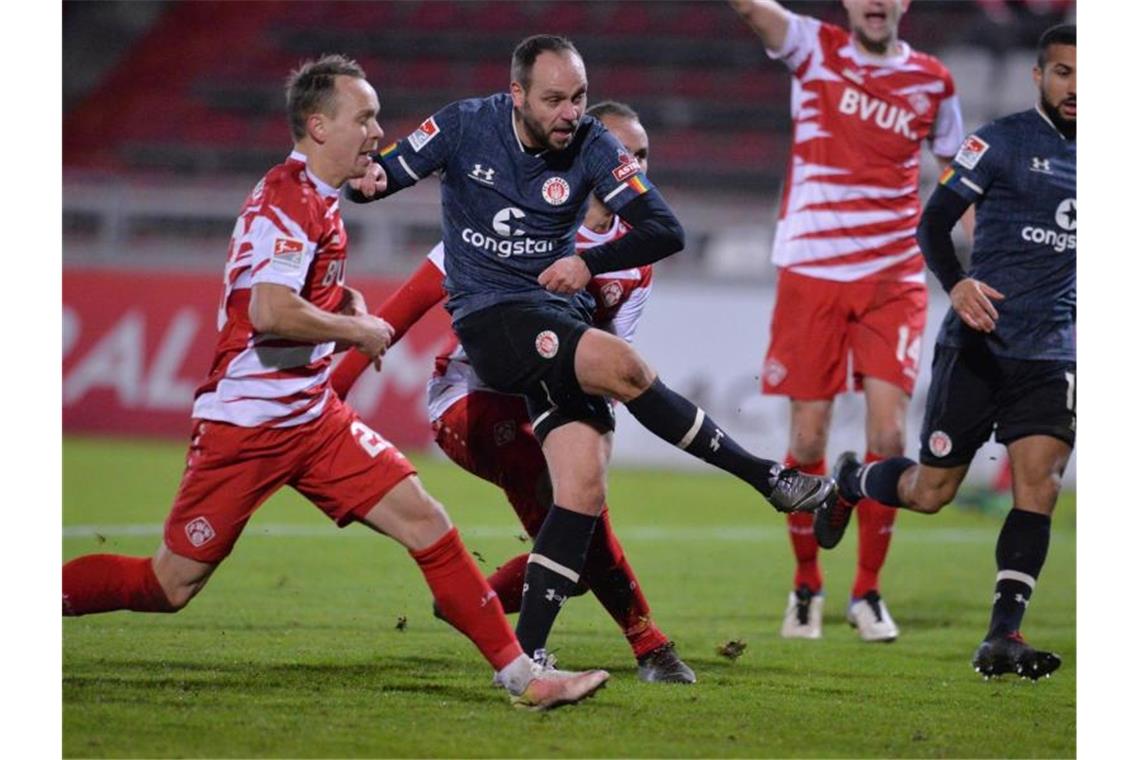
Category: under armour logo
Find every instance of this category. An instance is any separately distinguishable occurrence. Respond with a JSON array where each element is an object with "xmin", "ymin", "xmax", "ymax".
[
  {"xmin": 545, "ymin": 588, "xmax": 568, "ymax": 607},
  {"xmin": 709, "ymin": 429, "xmax": 724, "ymax": 452},
  {"xmin": 1030, "ymin": 157, "xmax": 1051, "ymax": 174},
  {"xmin": 1014, "ymin": 593, "xmax": 1030, "ymax": 607},
  {"xmin": 469, "ymin": 163, "xmax": 496, "ymax": 184}
]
